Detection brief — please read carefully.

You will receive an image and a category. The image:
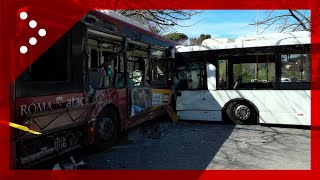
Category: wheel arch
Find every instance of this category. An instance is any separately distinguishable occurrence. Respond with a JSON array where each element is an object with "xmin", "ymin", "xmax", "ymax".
[
  {"xmin": 93, "ymin": 103, "xmax": 121, "ymax": 152},
  {"xmin": 222, "ymin": 98, "xmax": 260, "ymax": 123},
  {"xmin": 99, "ymin": 103, "xmax": 122, "ymax": 132}
]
